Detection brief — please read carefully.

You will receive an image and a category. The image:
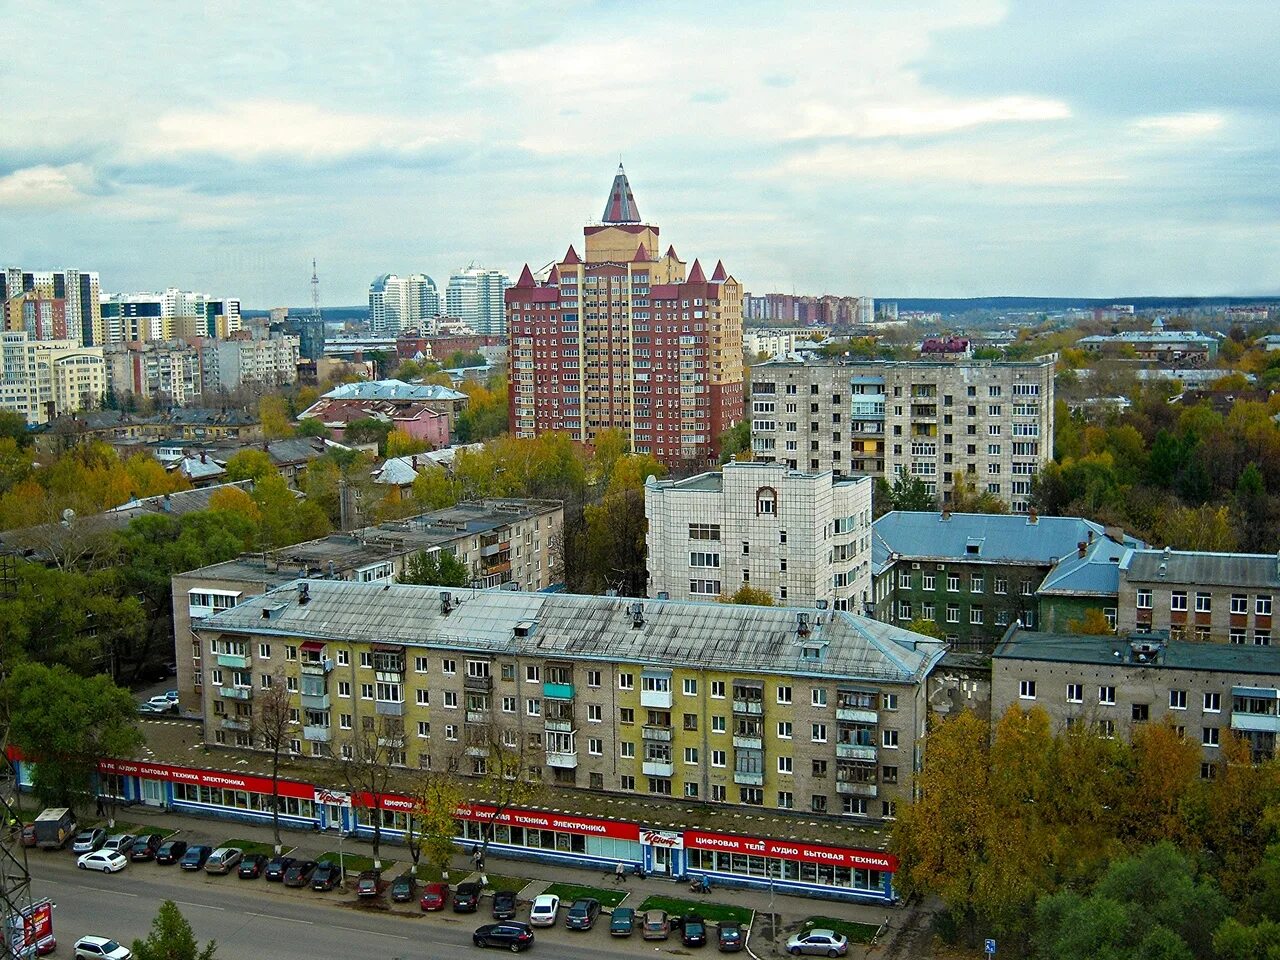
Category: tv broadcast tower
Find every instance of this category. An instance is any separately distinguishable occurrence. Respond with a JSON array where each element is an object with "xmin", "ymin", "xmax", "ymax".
[{"xmin": 300, "ymin": 258, "xmax": 326, "ymax": 362}]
